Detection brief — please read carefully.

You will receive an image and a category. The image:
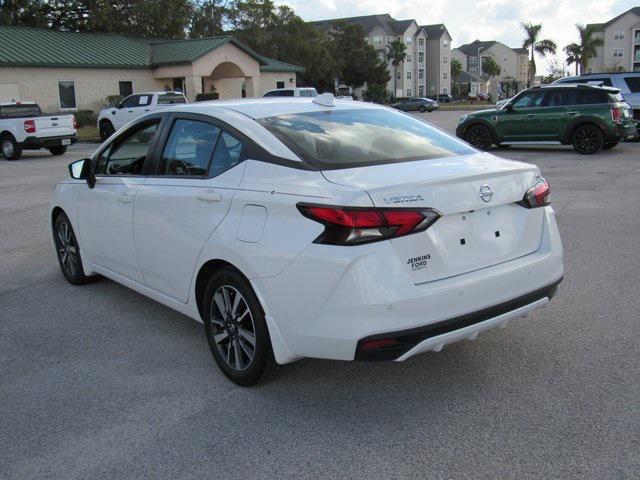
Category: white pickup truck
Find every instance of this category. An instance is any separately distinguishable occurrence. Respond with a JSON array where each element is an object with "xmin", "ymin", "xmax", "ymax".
[
  {"xmin": 97, "ymin": 91, "xmax": 187, "ymax": 141},
  {"xmin": 0, "ymin": 102, "xmax": 77, "ymax": 160}
]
